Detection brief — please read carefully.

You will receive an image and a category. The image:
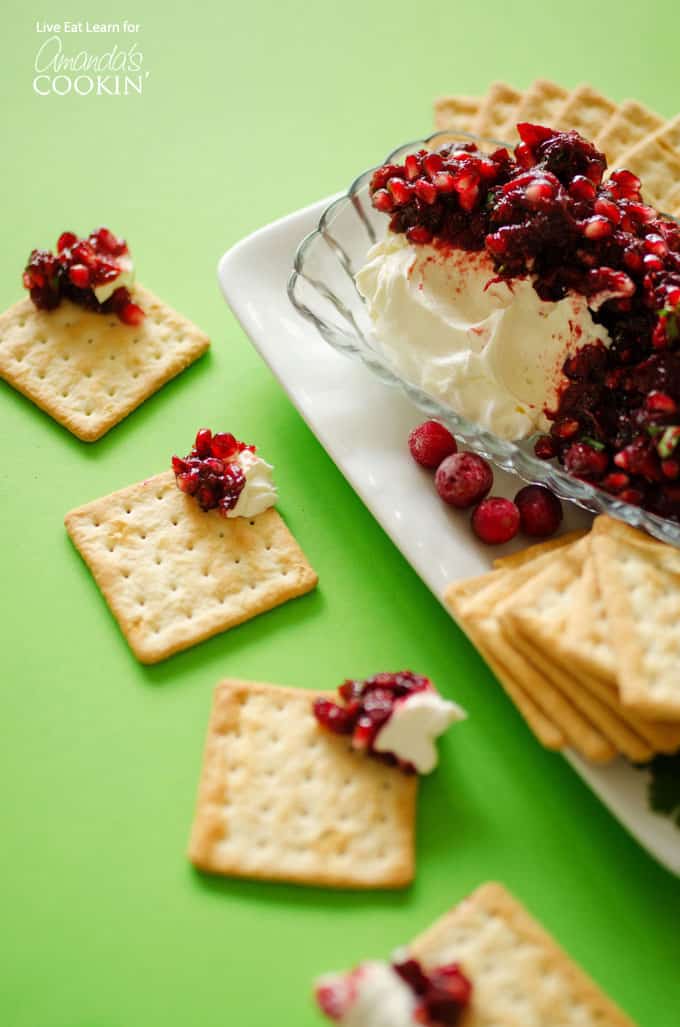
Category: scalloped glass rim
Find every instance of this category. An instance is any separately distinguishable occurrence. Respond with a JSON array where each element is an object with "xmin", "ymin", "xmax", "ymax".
[{"xmin": 288, "ymin": 129, "xmax": 680, "ymax": 546}]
